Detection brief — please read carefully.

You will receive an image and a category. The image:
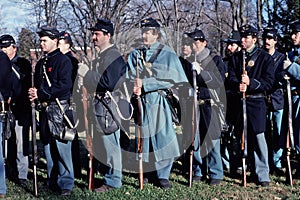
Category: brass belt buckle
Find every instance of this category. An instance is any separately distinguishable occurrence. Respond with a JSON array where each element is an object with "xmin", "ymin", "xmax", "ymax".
[
  {"xmin": 41, "ymin": 102, "xmax": 48, "ymax": 107},
  {"xmin": 198, "ymin": 99, "xmax": 205, "ymax": 105}
]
